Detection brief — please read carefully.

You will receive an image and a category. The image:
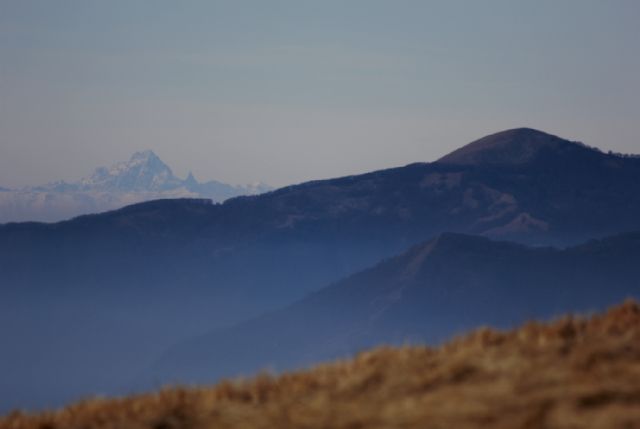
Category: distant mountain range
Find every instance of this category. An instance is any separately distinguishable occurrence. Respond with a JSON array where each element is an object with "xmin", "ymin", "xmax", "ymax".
[
  {"xmin": 2, "ymin": 127, "xmax": 640, "ymax": 411},
  {"xmin": 151, "ymin": 231, "xmax": 640, "ymax": 385},
  {"xmin": 0, "ymin": 150, "xmax": 271, "ymax": 223}
]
